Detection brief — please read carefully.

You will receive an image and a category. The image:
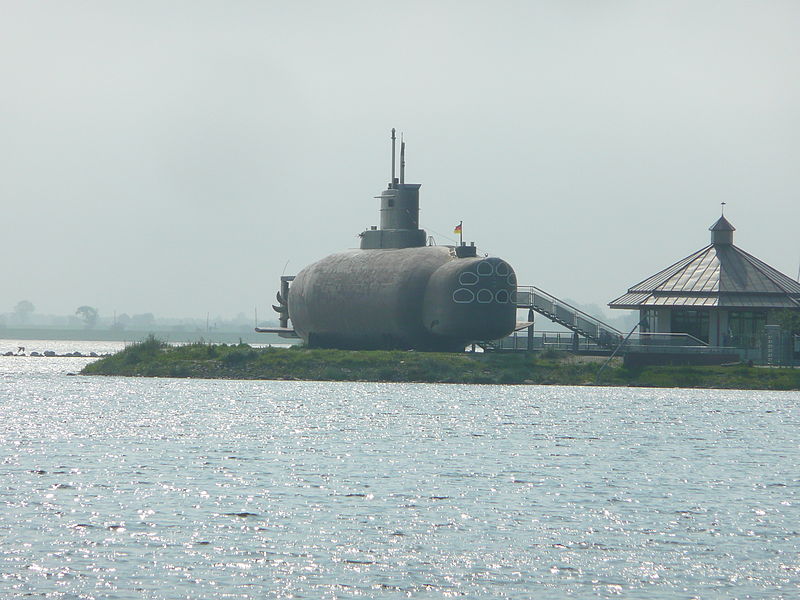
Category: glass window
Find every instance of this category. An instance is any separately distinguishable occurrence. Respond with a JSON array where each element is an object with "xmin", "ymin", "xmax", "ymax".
[
  {"xmin": 641, "ymin": 309, "xmax": 659, "ymax": 333},
  {"xmin": 671, "ymin": 309, "xmax": 710, "ymax": 343},
  {"xmin": 727, "ymin": 311, "xmax": 766, "ymax": 348}
]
